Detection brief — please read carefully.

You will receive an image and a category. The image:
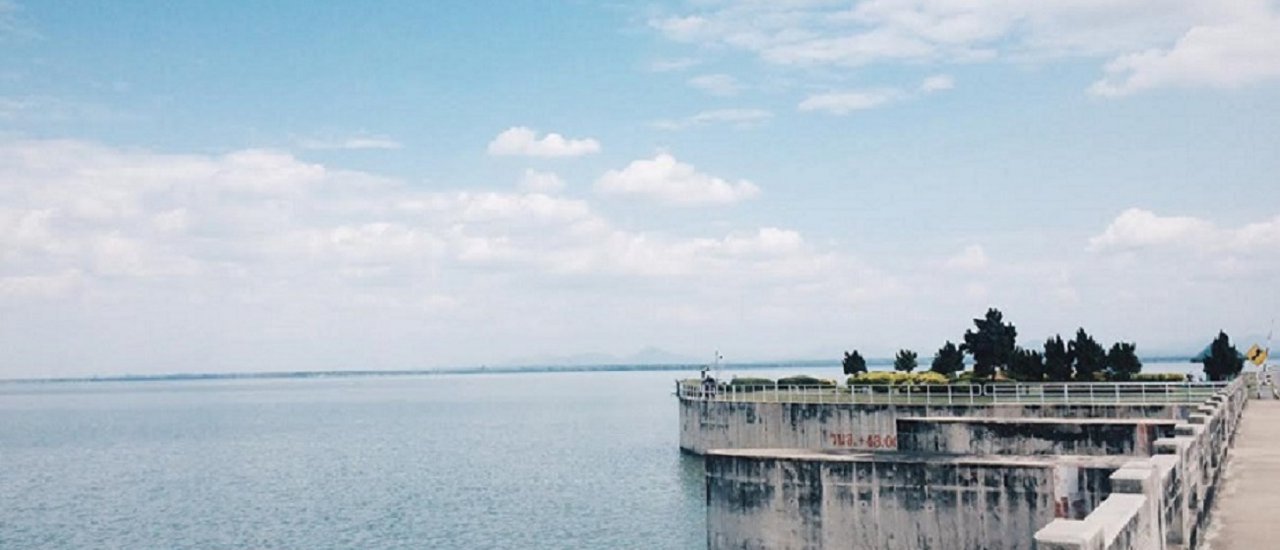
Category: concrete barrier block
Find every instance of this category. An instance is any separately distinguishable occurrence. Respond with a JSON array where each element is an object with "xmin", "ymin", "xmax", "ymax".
[
  {"xmin": 1086, "ymin": 494, "xmax": 1148, "ymax": 548},
  {"xmin": 1174, "ymin": 424, "xmax": 1202, "ymax": 437},
  {"xmin": 1150, "ymin": 455, "xmax": 1178, "ymax": 482},
  {"xmin": 1034, "ymin": 519, "xmax": 1104, "ymax": 550},
  {"xmin": 1154, "ymin": 437, "xmax": 1189, "ymax": 455},
  {"xmin": 1111, "ymin": 465, "xmax": 1155, "ymax": 495}
]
